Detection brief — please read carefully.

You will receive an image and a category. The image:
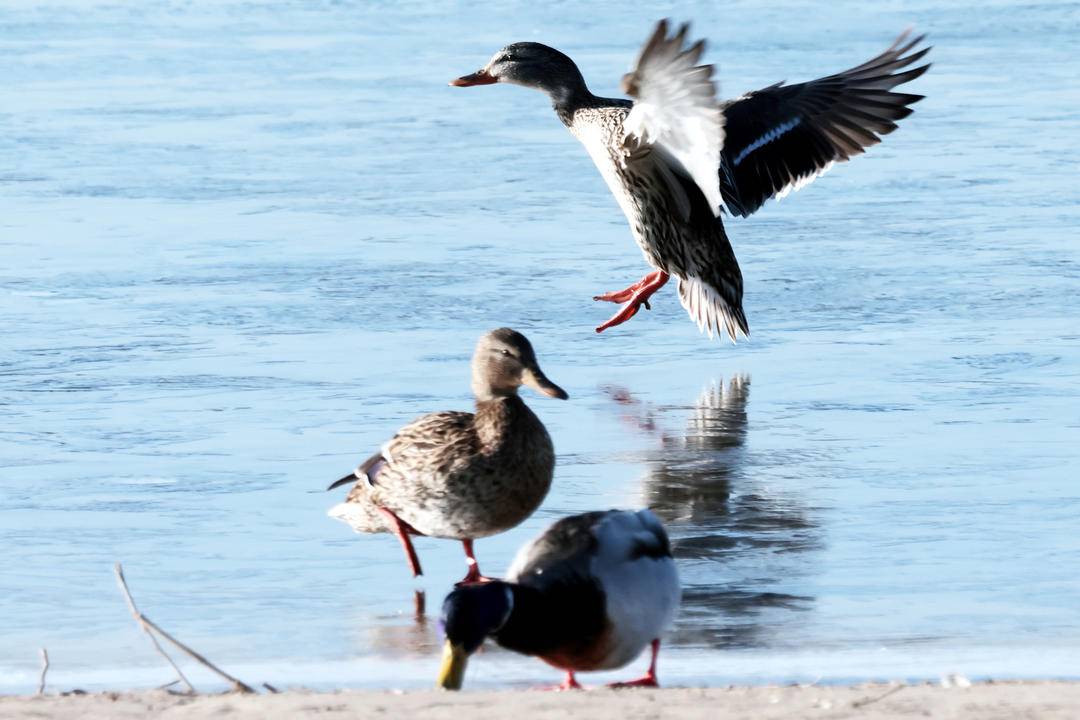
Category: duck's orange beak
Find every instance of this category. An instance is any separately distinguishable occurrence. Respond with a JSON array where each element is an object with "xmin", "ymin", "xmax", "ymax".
[{"xmin": 450, "ymin": 70, "xmax": 497, "ymax": 87}]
